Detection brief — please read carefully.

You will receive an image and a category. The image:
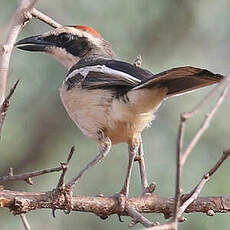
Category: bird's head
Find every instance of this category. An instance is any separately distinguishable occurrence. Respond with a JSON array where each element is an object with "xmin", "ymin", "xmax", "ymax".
[{"xmin": 15, "ymin": 25, "xmax": 115, "ymax": 69}]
